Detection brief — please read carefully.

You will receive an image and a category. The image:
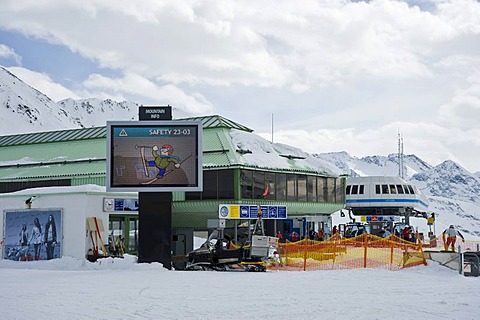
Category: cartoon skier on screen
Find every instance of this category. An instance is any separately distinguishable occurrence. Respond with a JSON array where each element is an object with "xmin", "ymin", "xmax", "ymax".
[
  {"xmin": 148, "ymin": 144, "xmax": 181, "ymax": 178},
  {"xmin": 137, "ymin": 143, "xmax": 194, "ymax": 185}
]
